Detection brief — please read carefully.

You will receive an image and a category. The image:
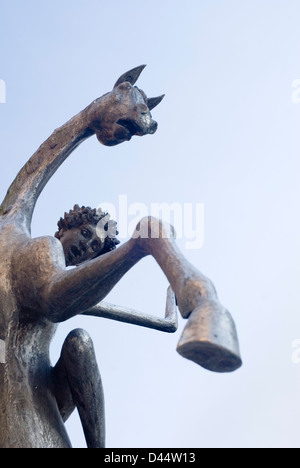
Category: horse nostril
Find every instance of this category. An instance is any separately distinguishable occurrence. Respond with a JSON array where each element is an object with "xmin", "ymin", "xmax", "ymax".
[{"xmin": 150, "ymin": 120, "xmax": 158, "ymax": 134}]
